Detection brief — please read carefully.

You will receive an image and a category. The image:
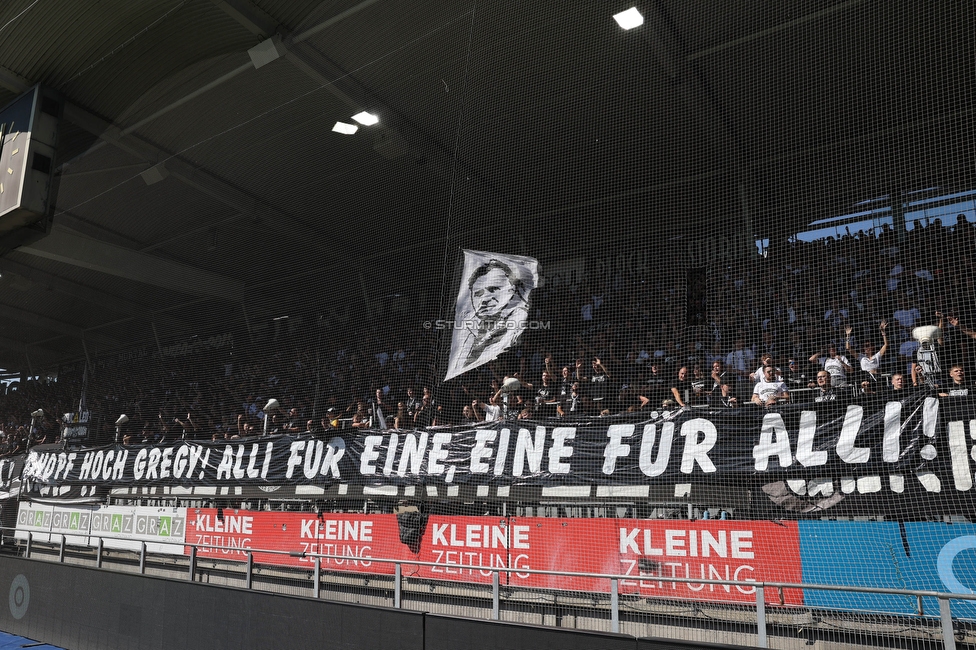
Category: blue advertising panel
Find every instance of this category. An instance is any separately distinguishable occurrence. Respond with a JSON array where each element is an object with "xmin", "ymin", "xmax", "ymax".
[{"xmin": 798, "ymin": 521, "xmax": 976, "ymax": 619}]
